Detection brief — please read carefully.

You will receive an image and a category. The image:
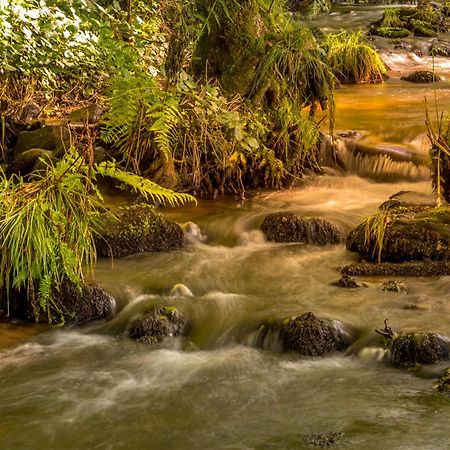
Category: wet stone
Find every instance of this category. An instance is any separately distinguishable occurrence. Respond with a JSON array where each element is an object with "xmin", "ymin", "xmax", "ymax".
[
  {"xmin": 433, "ymin": 368, "xmax": 450, "ymax": 393},
  {"xmin": 382, "ymin": 280, "xmax": 407, "ymax": 293},
  {"xmin": 304, "ymin": 432, "xmax": 344, "ymax": 448},
  {"xmin": 401, "ymin": 71, "xmax": 441, "ymax": 83},
  {"xmin": 128, "ymin": 306, "xmax": 189, "ymax": 344},
  {"xmin": 334, "ymin": 275, "xmax": 364, "ymax": 288}
]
